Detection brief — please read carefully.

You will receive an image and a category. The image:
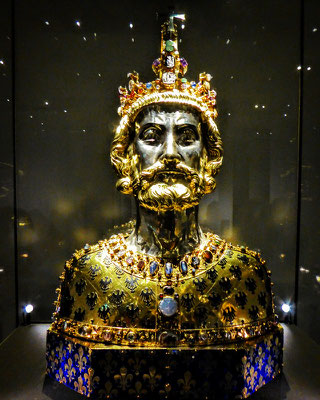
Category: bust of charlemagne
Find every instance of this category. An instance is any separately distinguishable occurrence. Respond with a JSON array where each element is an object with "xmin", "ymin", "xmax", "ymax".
[{"xmin": 51, "ymin": 16, "xmax": 277, "ymax": 348}]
